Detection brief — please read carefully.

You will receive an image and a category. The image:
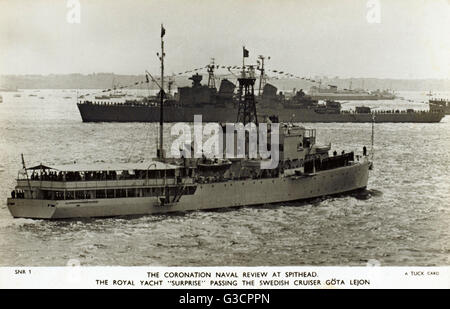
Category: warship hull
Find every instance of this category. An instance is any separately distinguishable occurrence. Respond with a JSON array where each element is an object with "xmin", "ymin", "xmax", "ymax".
[
  {"xmin": 78, "ymin": 103, "xmax": 444, "ymax": 123},
  {"xmin": 7, "ymin": 161, "xmax": 369, "ymax": 219}
]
